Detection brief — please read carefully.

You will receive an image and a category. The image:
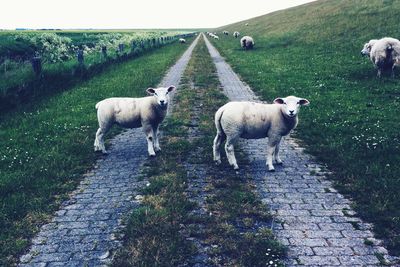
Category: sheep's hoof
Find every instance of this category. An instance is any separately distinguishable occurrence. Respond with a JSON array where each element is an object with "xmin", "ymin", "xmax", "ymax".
[
  {"xmin": 154, "ymin": 147, "xmax": 161, "ymax": 152},
  {"xmin": 149, "ymin": 153, "xmax": 156, "ymax": 157},
  {"xmin": 275, "ymin": 161, "xmax": 283, "ymax": 165},
  {"xmin": 233, "ymin": 165, "xmax": 239, "ymax": 170},
  {"xmin": 268, "ymin": 168, "xmax": 275, "ymax": 172}
]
